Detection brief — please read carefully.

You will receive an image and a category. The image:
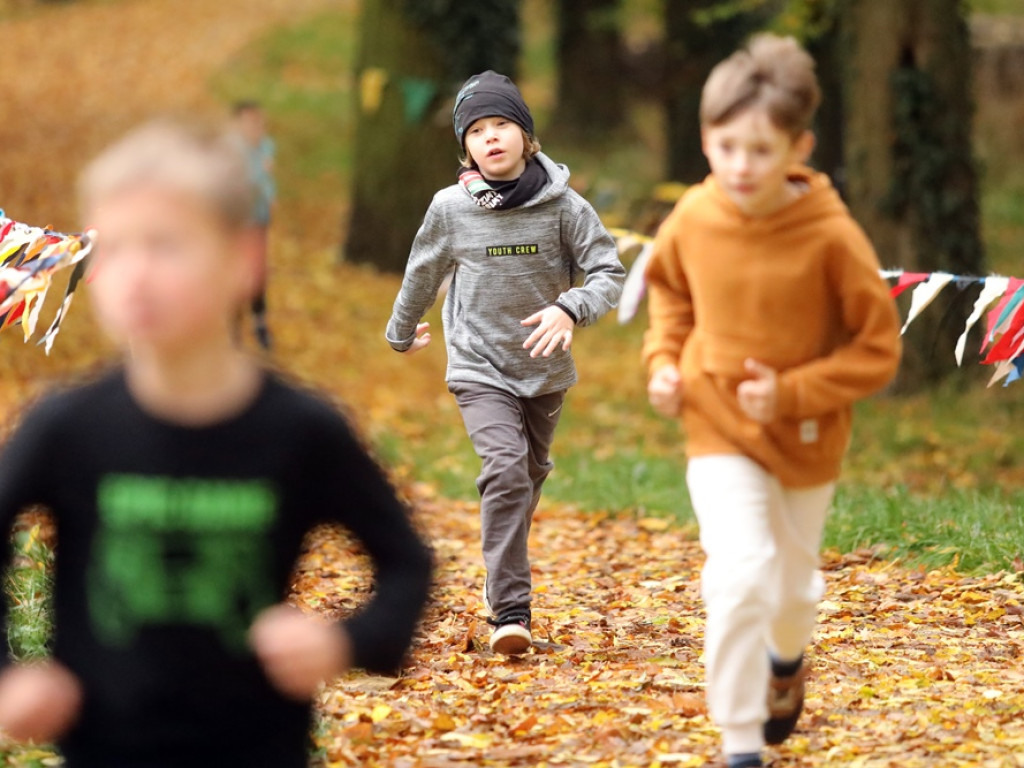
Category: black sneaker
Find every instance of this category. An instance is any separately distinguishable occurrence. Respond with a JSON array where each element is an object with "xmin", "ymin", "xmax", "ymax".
[
  {"xmin": 487, "ymin": 608, "xmax": 531, "ymax": 655},
  {"xmin": 764, "ymin": 661, "xmax": 806, "ymax": 745}
]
